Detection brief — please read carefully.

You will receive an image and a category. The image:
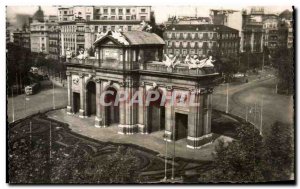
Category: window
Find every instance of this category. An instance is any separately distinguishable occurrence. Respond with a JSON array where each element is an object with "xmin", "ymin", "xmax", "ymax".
[
  {"xmin": 141, "ymin": 8, "xmax": 146, "ymax": 13},
  {"xmin": 104, "ymin": 9, "xmax": 108, "ymax": 14},
  {"xmin": 78, "ymin": 12, "xmax": 82, "ymax": 15},
  {"xmin": 119, "ymin": 16, "xmax": 123, "ymax": 20},
  {"xmin": 141, "ymin": 16, "xmax": 146, "ymax": 21},
  {"xmin": 96, "ymin": 9, "xmax": 100, "ymax": 14},
  {"xmin": 126, "ymin": 16, "xmax": 130, "ymax": 20},
  {"xmin": 119, "ymin": 9, "xmax": 123, "ymax": 14},
  {"xmin": 103, "ymin": 16, "xmax": 108, "ymax": 20},
  {"xmin": 126, "ymin": 9, "xmax": 130, "ymax": 14},
  {"xmin": 103, "ymin": 26, "xmax": 107, "ymax": 32},
  {"xmin": 64, "ymin": 11, "xmax": 67, "ymax": 14},
  {"xmin": 119, "ymin": 26, "xmax": 123, "ymax": 31},
  {"xmin": 111, "ymin": 9, "xmax": 115, "ymax": 14},
  {"xmin": 111, "ymin": 26, "xmax": 115, "ymax": 31},
  {"xmin": 128, "ymin": 26, "xmax": 132, "ymax": 31},
  {"xmin": 199, "ymin": 33, "xmax": 203, "ymax": 39},
  {"xmin": 86, "ymin": 15, "xmax": 90, "ymax": 21},
  {"xmin": 191, "ymin": 33, "xmax": 195, "ymax": 39},
  {"xmin": 111, "ymin": 16, "xmax": 115, "ymax": 20},
  {"xmin": 96, "ymin": 15, "xmax": 100, "ymax": 20},
  {"xmin": 95, "ymin": 26, "xmax": 98, "ymax": 32}
]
